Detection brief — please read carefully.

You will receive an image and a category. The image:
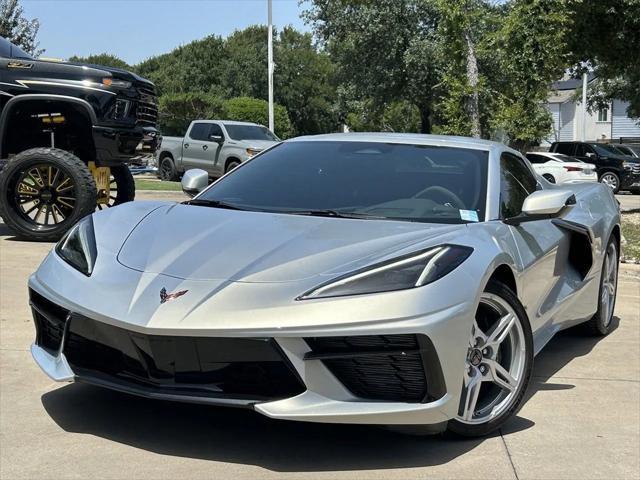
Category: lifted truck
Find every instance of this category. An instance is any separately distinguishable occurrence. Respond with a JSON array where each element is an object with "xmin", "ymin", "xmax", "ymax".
[{"xmin": 0, "ymin": 37, "xmax": 158, "ymax": 241}]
